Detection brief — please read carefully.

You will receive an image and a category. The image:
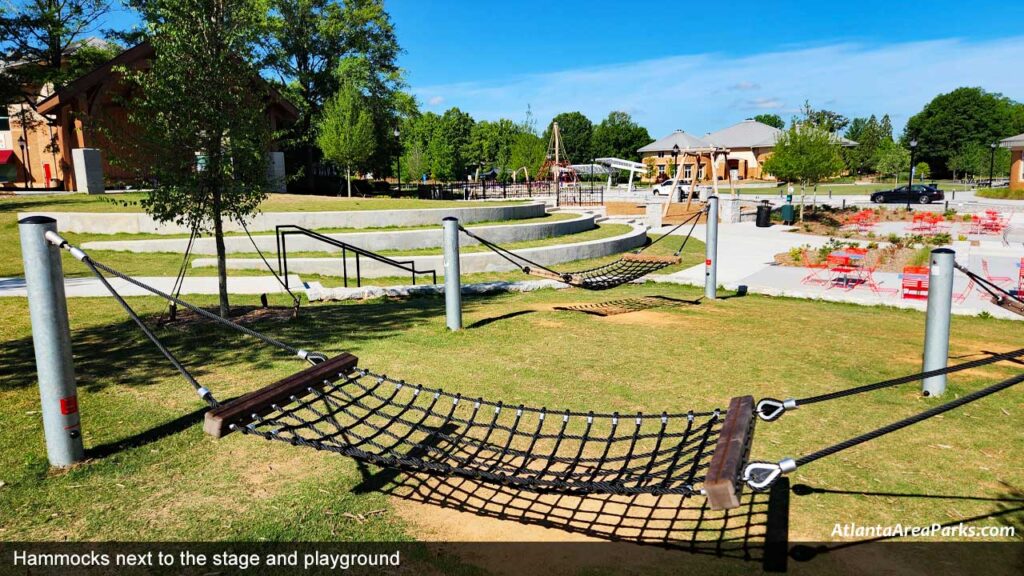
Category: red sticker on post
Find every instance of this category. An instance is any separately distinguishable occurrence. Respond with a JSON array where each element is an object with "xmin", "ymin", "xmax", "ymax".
[
  {"xmin": 60, "ymin": 396, "xmax": 78, "ymax": 416},
  {"xmin": 705, "ymin": 259, "xmax": 712, "ymax": 266}
]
